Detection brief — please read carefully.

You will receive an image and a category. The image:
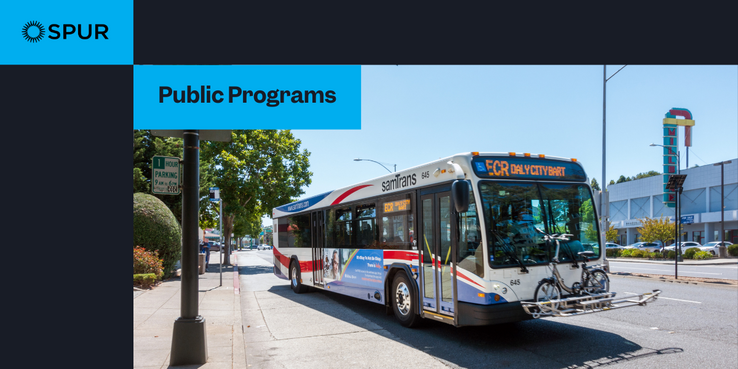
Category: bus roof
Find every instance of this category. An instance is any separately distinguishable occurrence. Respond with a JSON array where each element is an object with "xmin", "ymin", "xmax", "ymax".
[{"xmin": 272, "ymin": 152, "xmax": 585, "ymax": 218}]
